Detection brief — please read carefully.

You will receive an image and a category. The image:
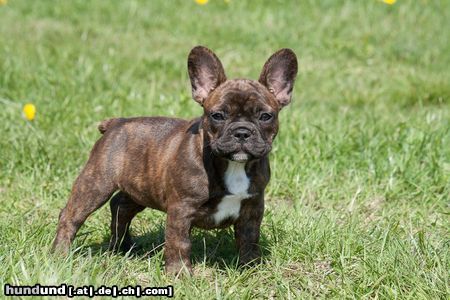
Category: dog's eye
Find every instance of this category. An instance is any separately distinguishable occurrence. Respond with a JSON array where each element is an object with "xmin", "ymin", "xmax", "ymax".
[
  {"xmin": 259, "ymin": 113, "xmax": 273, "ymax": 122},
  {"xmin": 211, "ymin": 112, "xmax": 225, "ymax": 121}
]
